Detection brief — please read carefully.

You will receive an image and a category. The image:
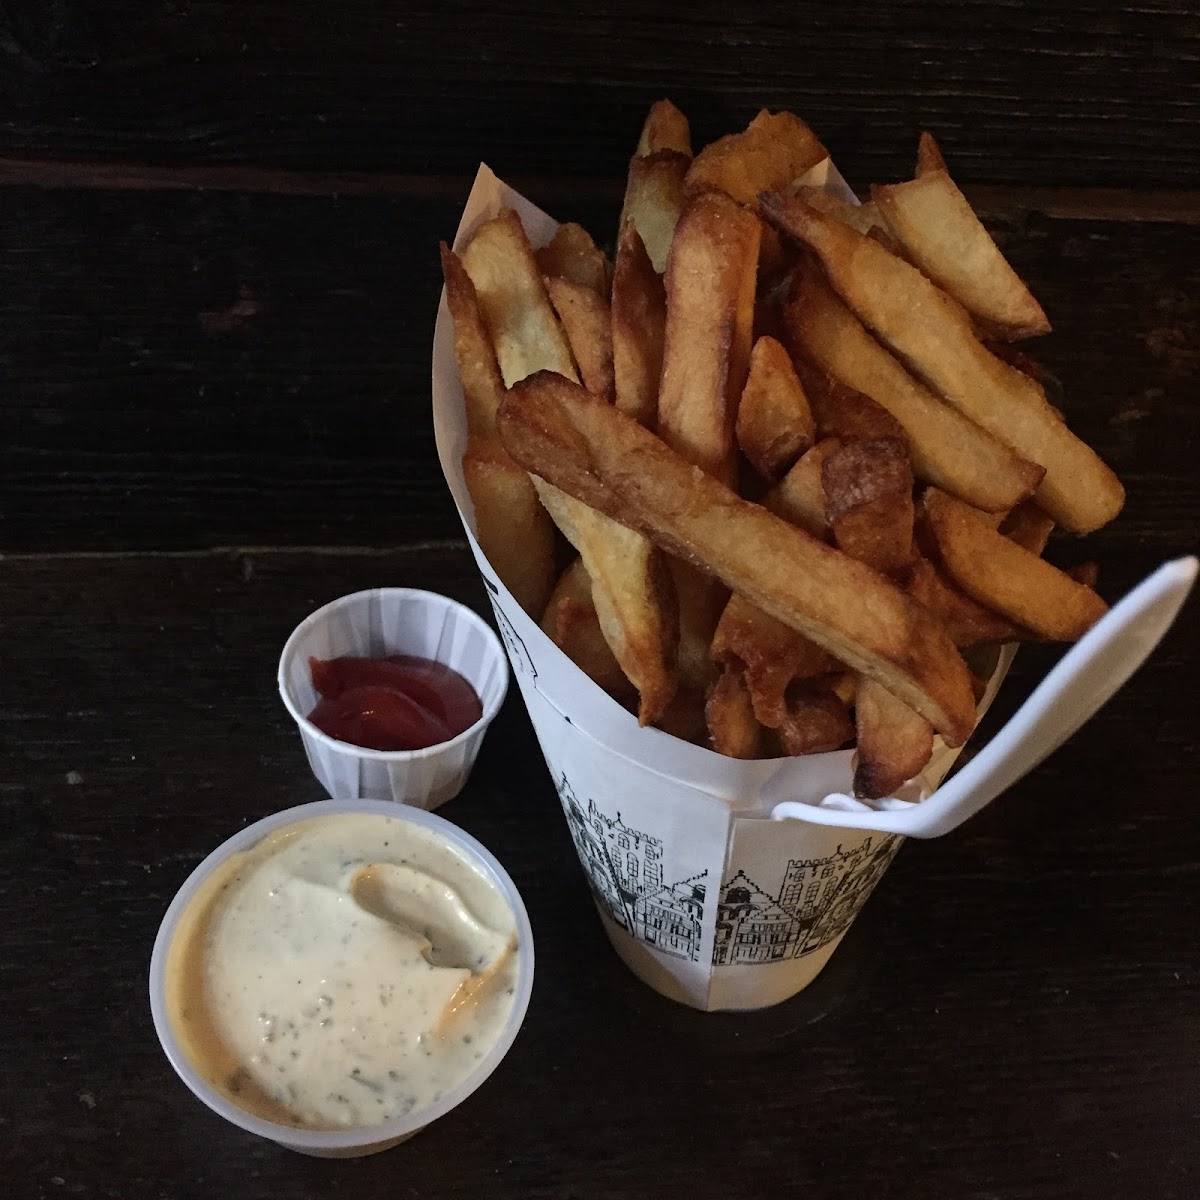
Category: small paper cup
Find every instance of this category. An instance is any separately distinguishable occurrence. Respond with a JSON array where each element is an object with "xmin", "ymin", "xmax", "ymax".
[
  {"xmin": 149, "ymin": 797, "xmax": 535, "ymax": 1157},
  {"xmin": 278, "ymin": 588, "xmax": 508, "ymax": 809}
]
